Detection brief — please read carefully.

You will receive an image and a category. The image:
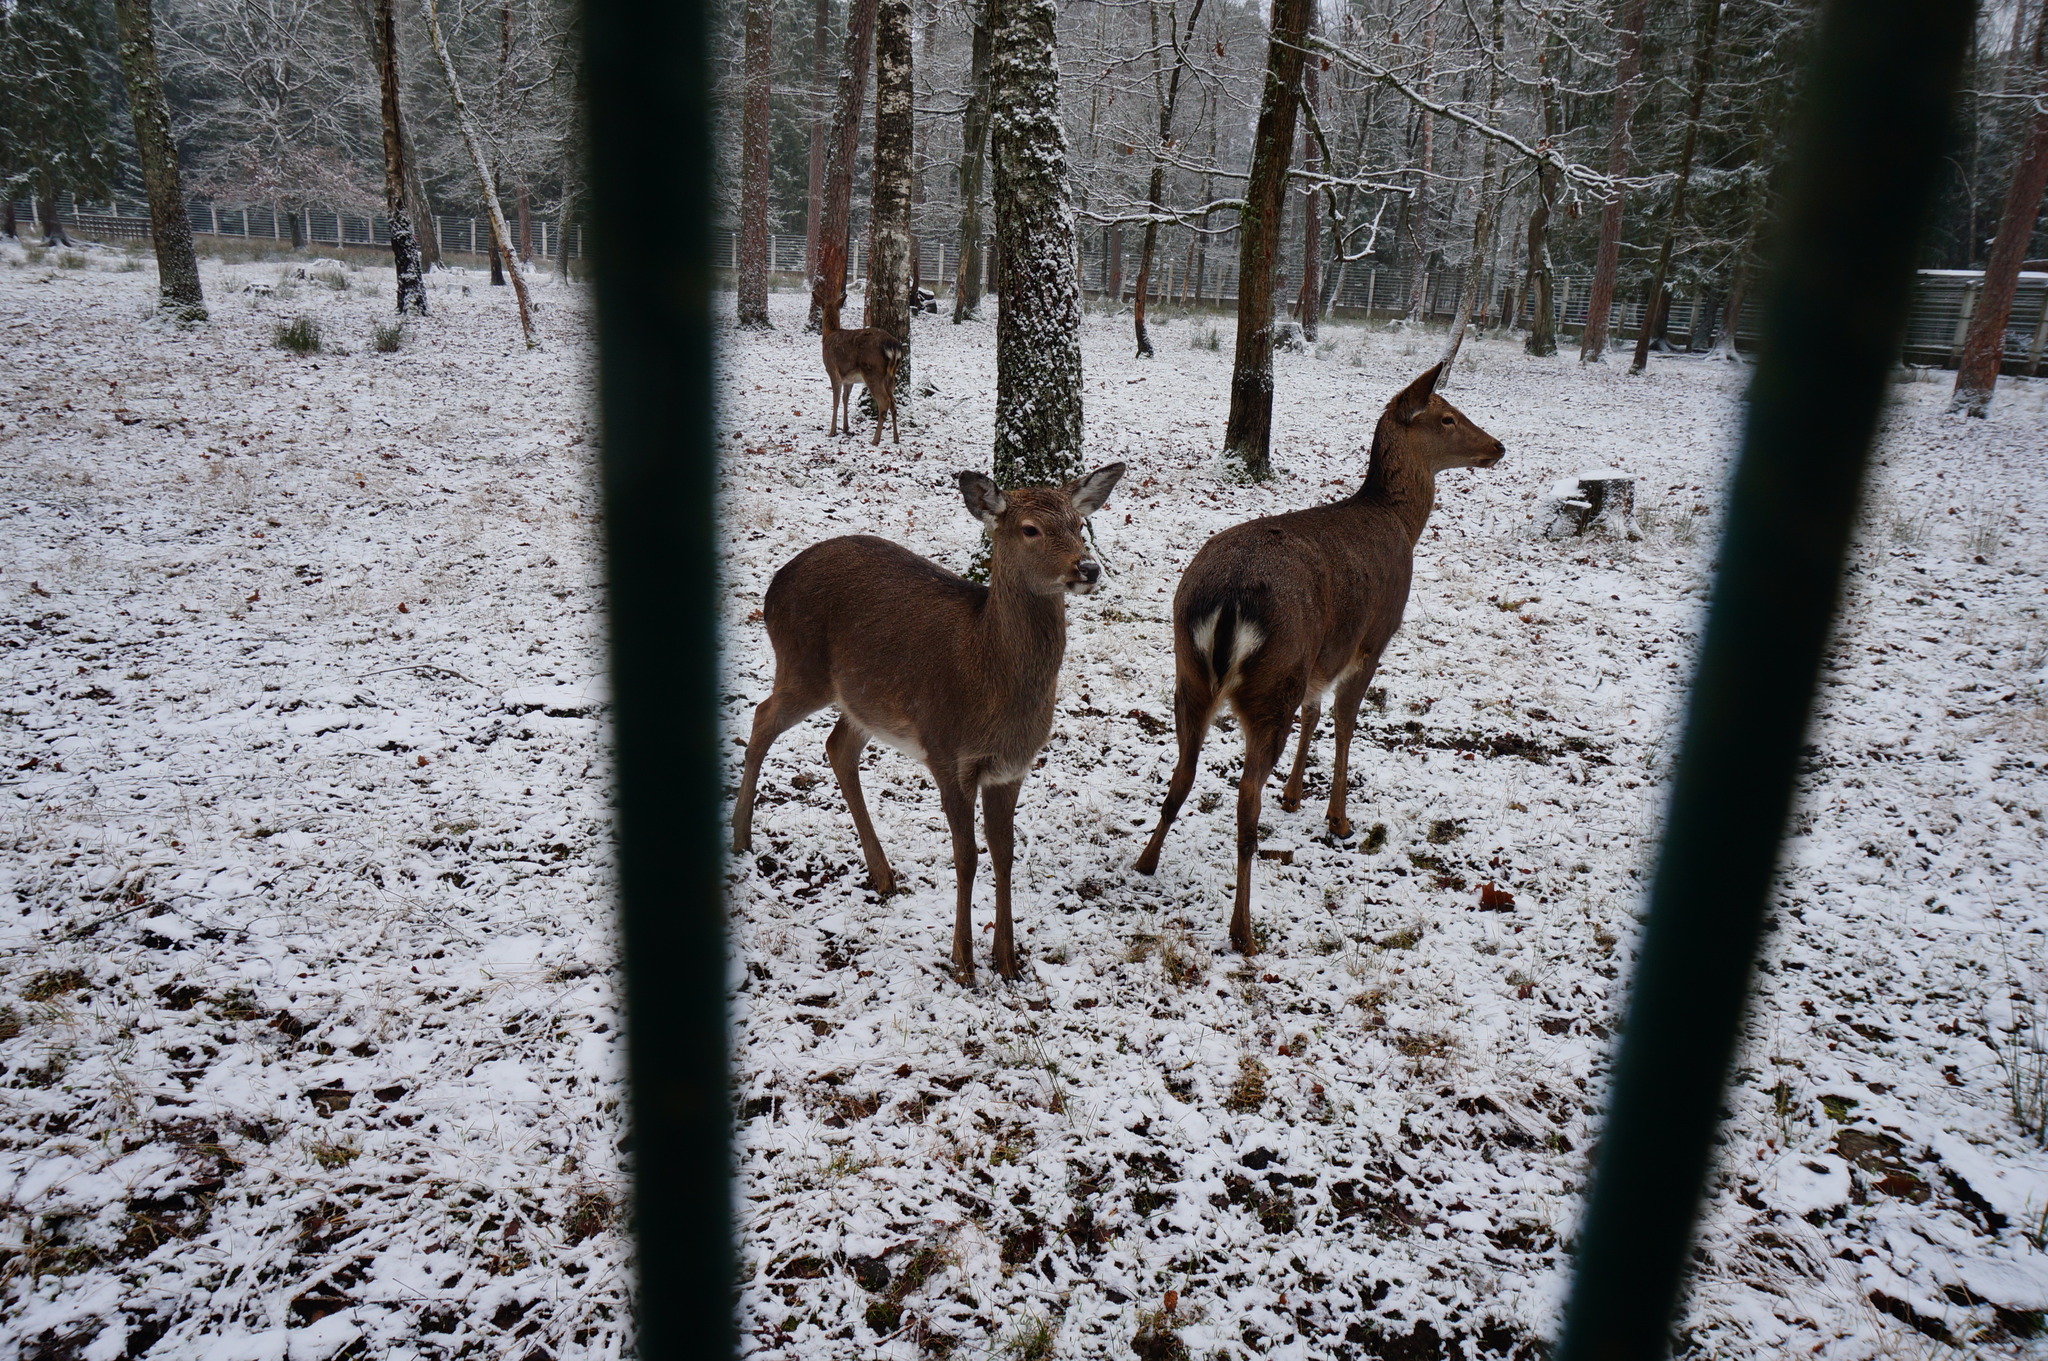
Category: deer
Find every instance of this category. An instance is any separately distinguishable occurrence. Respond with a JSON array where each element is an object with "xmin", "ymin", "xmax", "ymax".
[
  {"xmin": 821, "ymin": 295, "xmax": 907, "ymax": 446},
  {"xmin": 731, "ymin": 462, "xmax": 1127, "ymax": 982},
  {"xmin": 1133, "ymin": 363, "xmax": 1503, "ymax": 954}
]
